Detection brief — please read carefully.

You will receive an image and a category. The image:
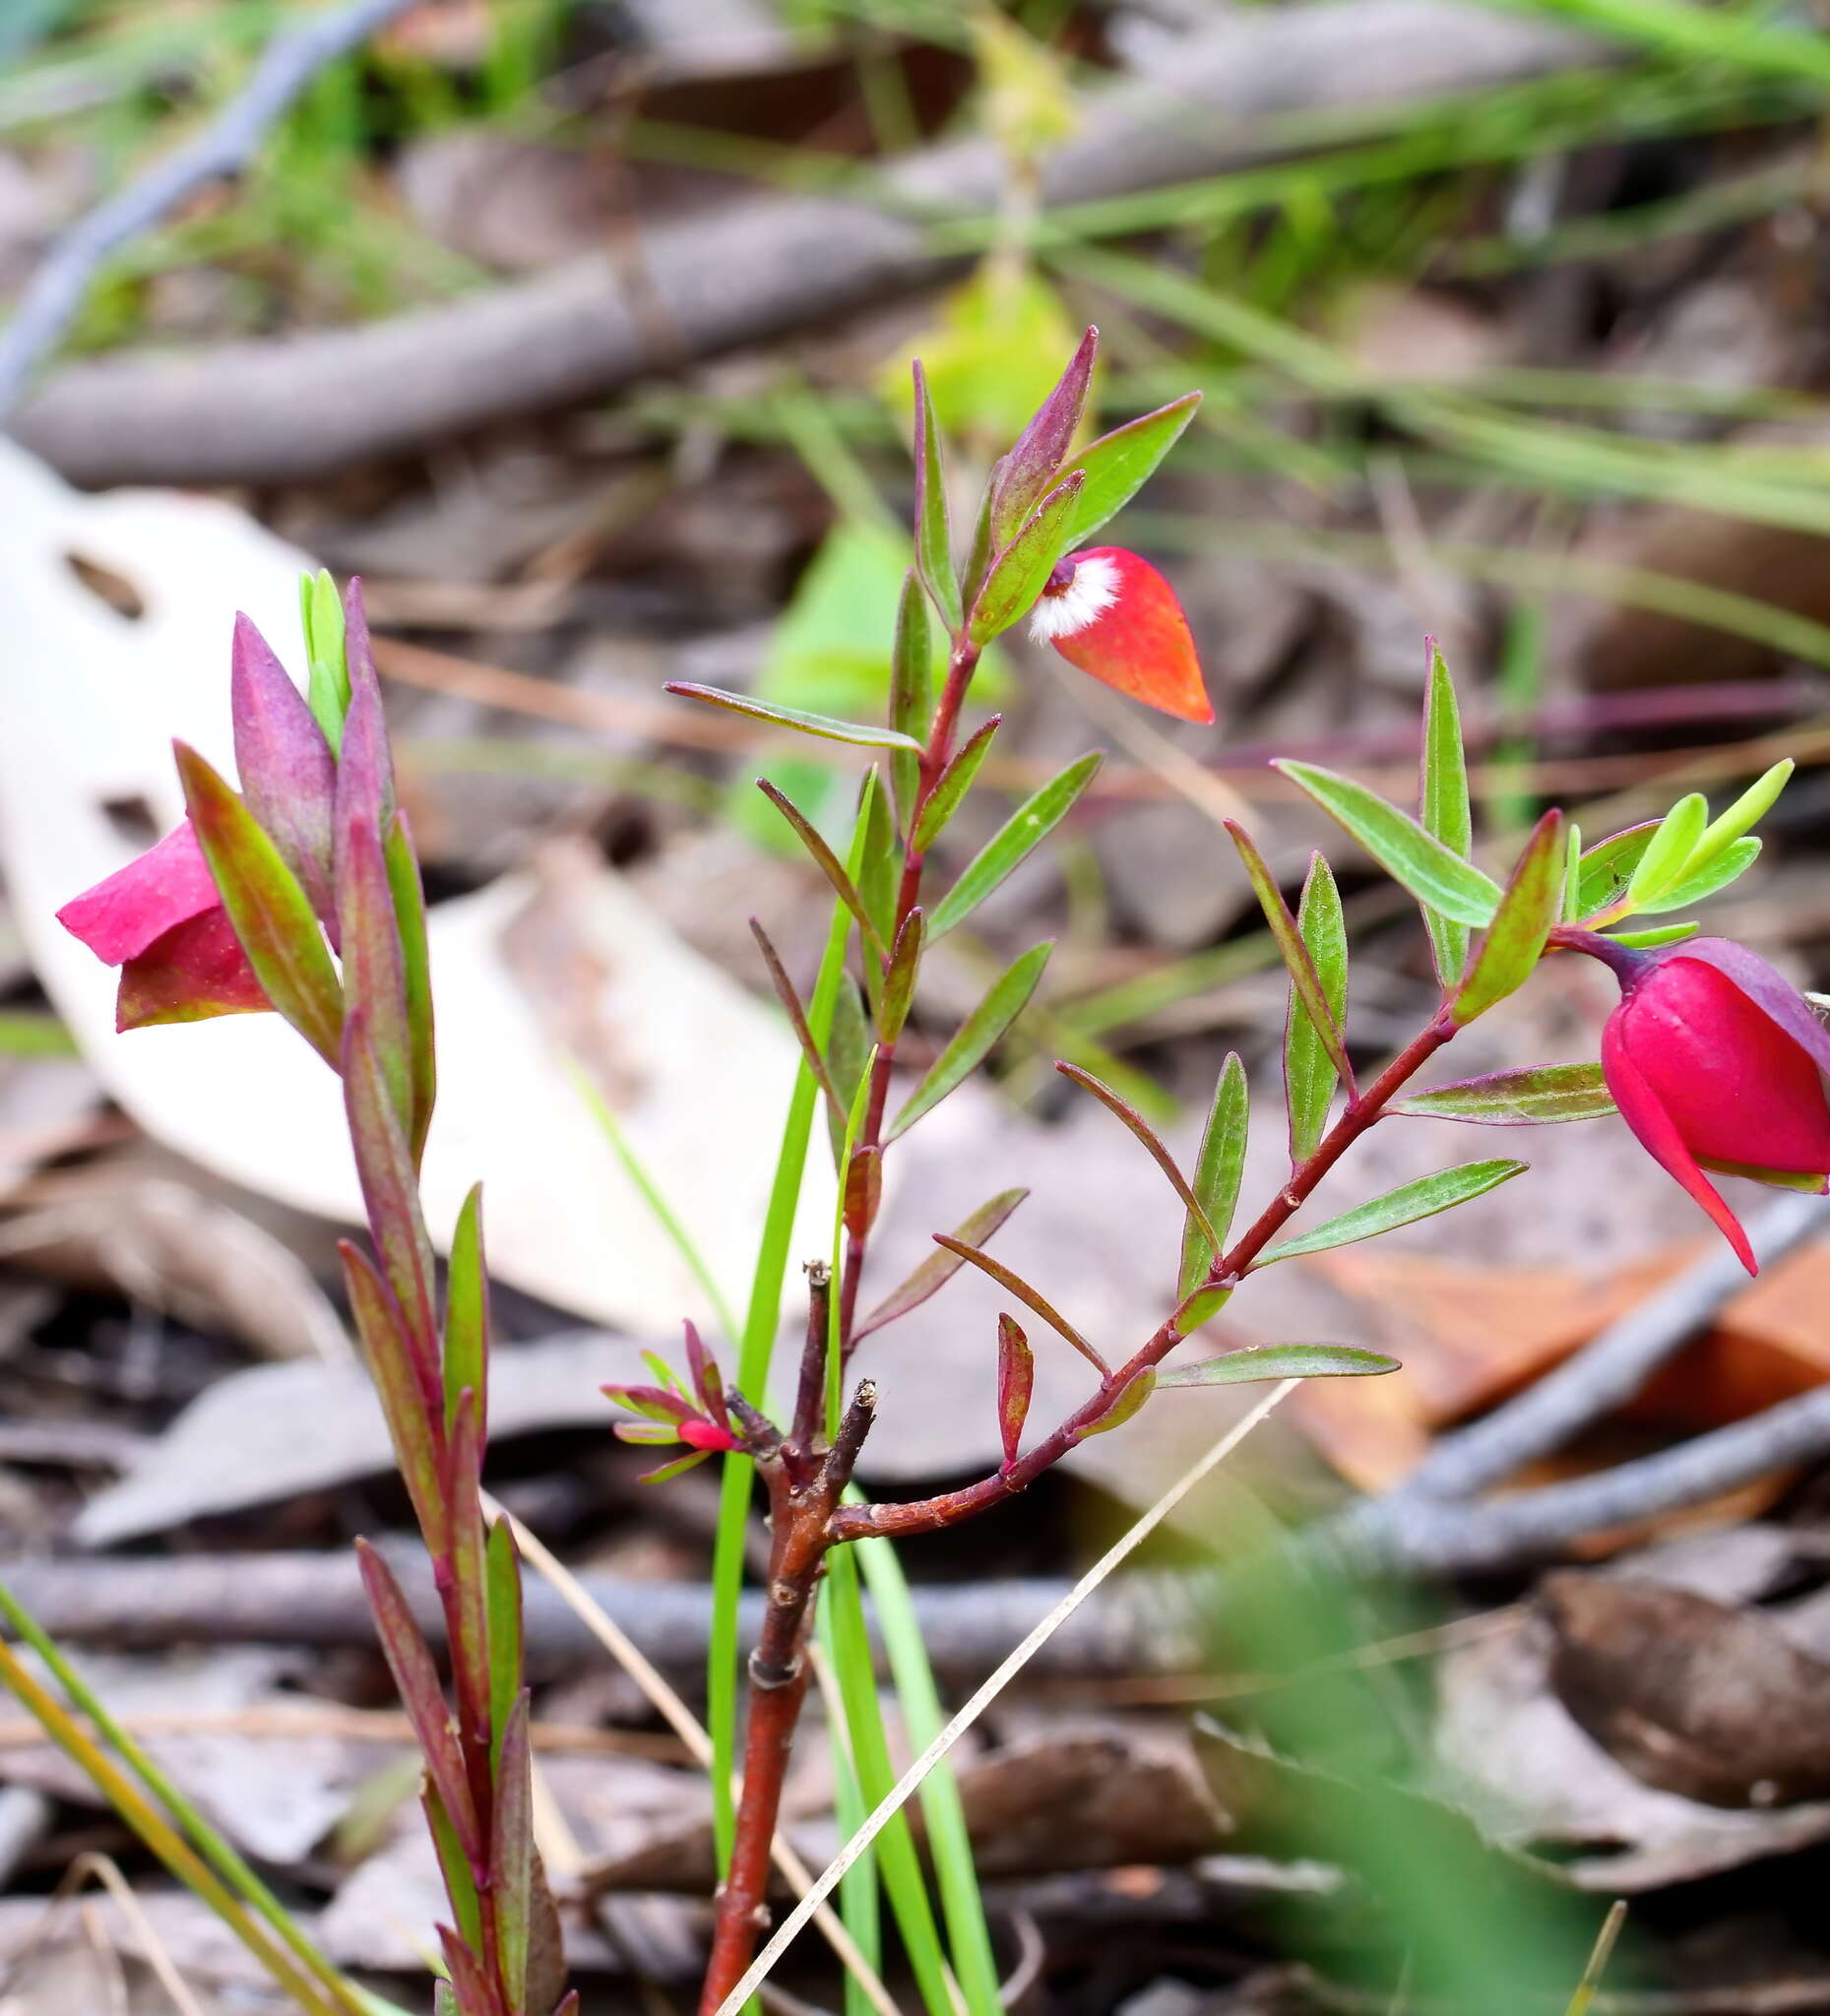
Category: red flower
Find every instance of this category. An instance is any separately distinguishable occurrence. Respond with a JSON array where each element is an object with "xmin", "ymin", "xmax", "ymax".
[
  {"xmin": 1596, "ymin": 938, "xmax": 1830, "ymax": 1274},
  {"xmin": 56, "ymin": 820, "xmax": 268, "ymax": 1033},
  {"xmin": 1030, "ymin": 547, "xmax": 1212, "ymax": 724}
]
